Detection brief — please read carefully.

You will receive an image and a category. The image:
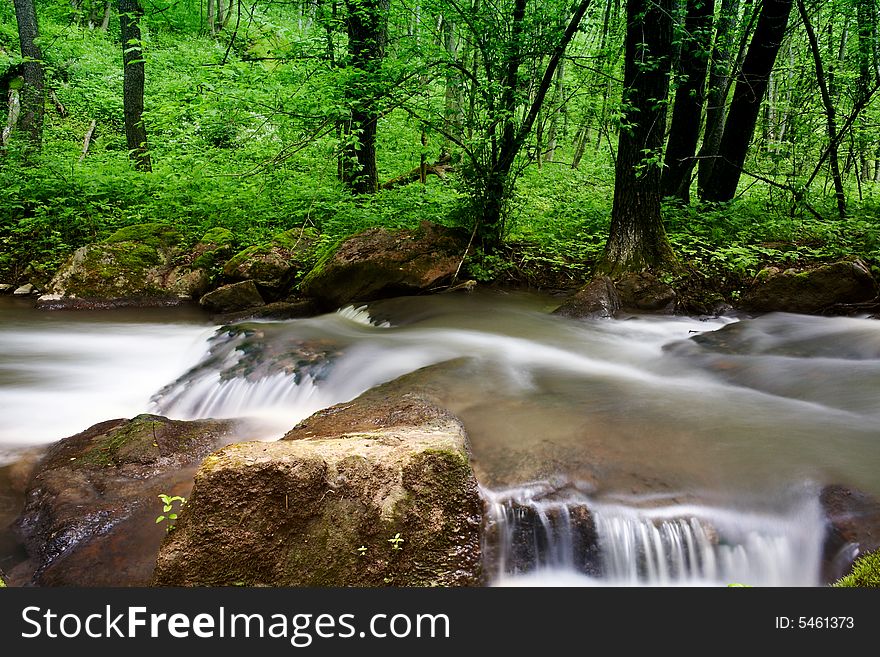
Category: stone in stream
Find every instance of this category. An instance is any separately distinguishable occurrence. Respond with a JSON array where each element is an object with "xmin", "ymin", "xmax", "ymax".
[
  {"xmin": 221, "ymin": 228, "xmax": 317, "ymax": 300},
  {"xmin": 820, "ymin": 484, "xmax": 880, "ymax": 583},
  {"xmin": 0, "ymin": 283, "xmax": 14, "ymax": 294},
  {"xmin": 299, "ymin": 221, "xmax": 468, "ymax": 310},
  {"xmin": 552, "ymin": 276, "xmax": 620, "ymax": 319},
  {"xmin": 552, "ymin": 272, "xmax": 676, "ymax": 319},
  {"xmin": 9, "ymin": 414, "xmax": 239, "ymax": 586},
  {"xmin": 739, "ymin": 259, "xmax": 878, "ymax": 315},
  {"xmin": 152, "ymin": 378, "xmax": 483, "ymax": 587},
  {"xmin": 13, "ymin": 283, "xmax": 37, "ymax": 296},
  {"xmin": 198, "ymin": 280, "xmax": 265, "ymax": 313}
]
